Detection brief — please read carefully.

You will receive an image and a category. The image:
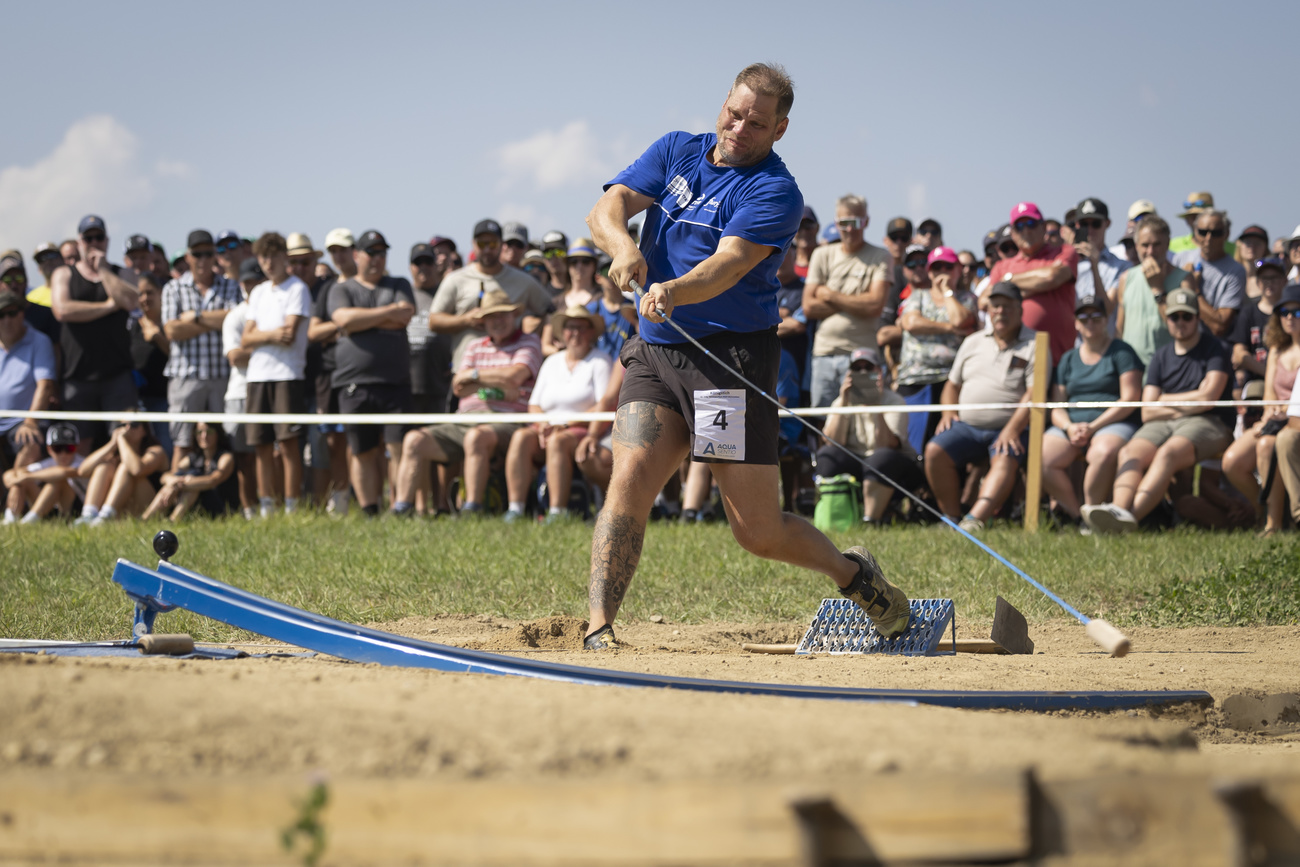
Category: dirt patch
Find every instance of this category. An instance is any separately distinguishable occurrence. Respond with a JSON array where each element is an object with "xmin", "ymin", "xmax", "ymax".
[
  {"xmin": 472, "ymin": 615, "xmax": 590, "ymax": 651},
  {"xmin": 1221, "ymin": 692, "xmax": 1300, "ymax": 733}
]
